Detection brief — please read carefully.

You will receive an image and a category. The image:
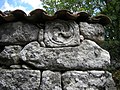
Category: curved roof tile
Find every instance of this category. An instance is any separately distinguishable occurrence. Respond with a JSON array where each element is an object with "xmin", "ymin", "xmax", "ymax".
[
  {"xmin": 54, "ymin": 10, "xmax": 78, "ymax": 20},
  {"xmin": 27, "ymin": 9, "xmax": 55, "ymax": 23},
  {"xmin": 0, "ymin": 9, "xmax": 111, "ymax": 26}
]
